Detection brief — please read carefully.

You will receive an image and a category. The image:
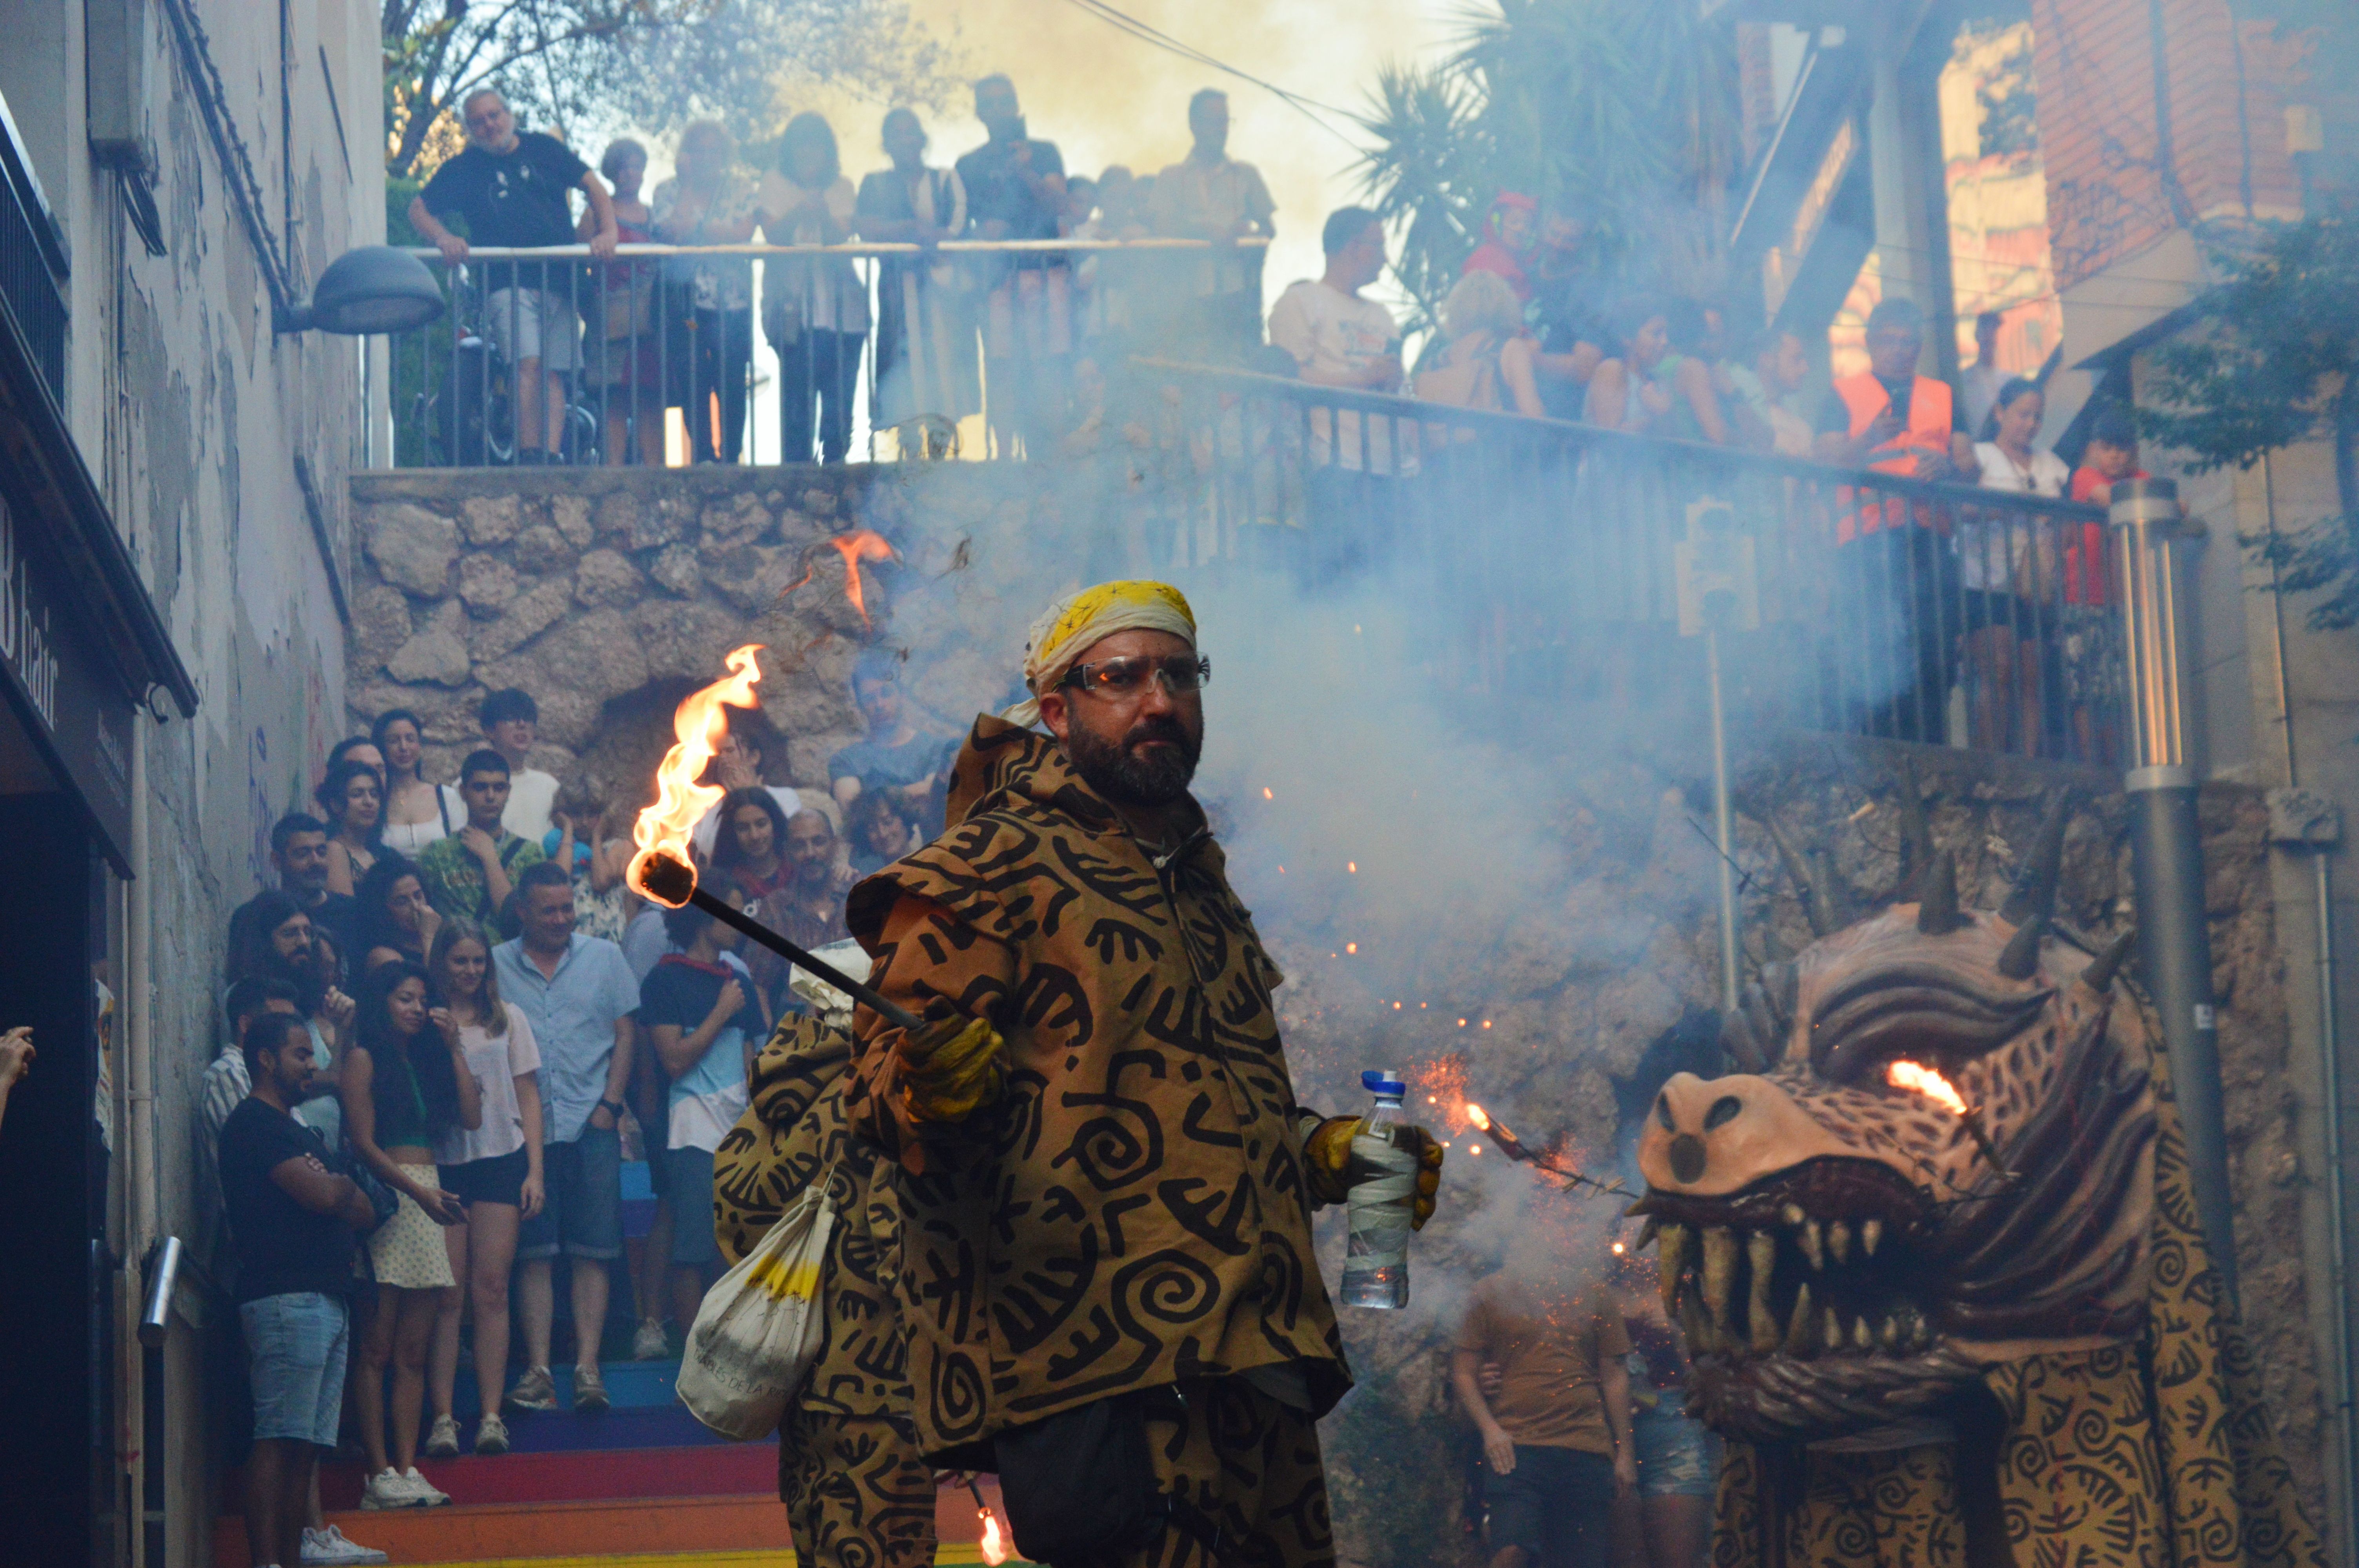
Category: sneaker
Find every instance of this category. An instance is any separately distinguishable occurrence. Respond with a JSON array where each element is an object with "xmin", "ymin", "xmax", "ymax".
[
  {"xmin": 631, "ymin": 1319, "xmax": 670, "ymax": 1360},
  {"xmin": 505, "ymin": 1364, "xmax": 558, "ymax": 1414},
  {"xmin": 302, "ymin": 1524, "xmax": 389, "ymax": 1565},
  {"xmin": 473, "ymin": 1412, "xmax": 511, "ymax": 1456},
  {"xmin": 404, "ymin": 1467, "xmax": 451, "ymax": 1507},
  {"xmin": 359, "ymin": 1468, "xmax": 423, "ymax": 1510},
  {"xmin": 572, "ymin": 1363, "xmax": 610, "ymax": 1413},
  {"xmin": 422, "ymin": 1413, "xmax": 461, "ymax": 1458}
]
